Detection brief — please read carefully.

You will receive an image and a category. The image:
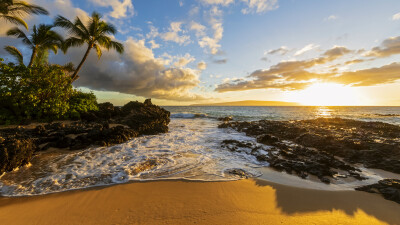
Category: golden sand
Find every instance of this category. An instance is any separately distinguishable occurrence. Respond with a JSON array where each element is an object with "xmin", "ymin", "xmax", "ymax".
[{"xmin": 0, "ymin": 179, "xmax": 399, "ymax": 225}]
